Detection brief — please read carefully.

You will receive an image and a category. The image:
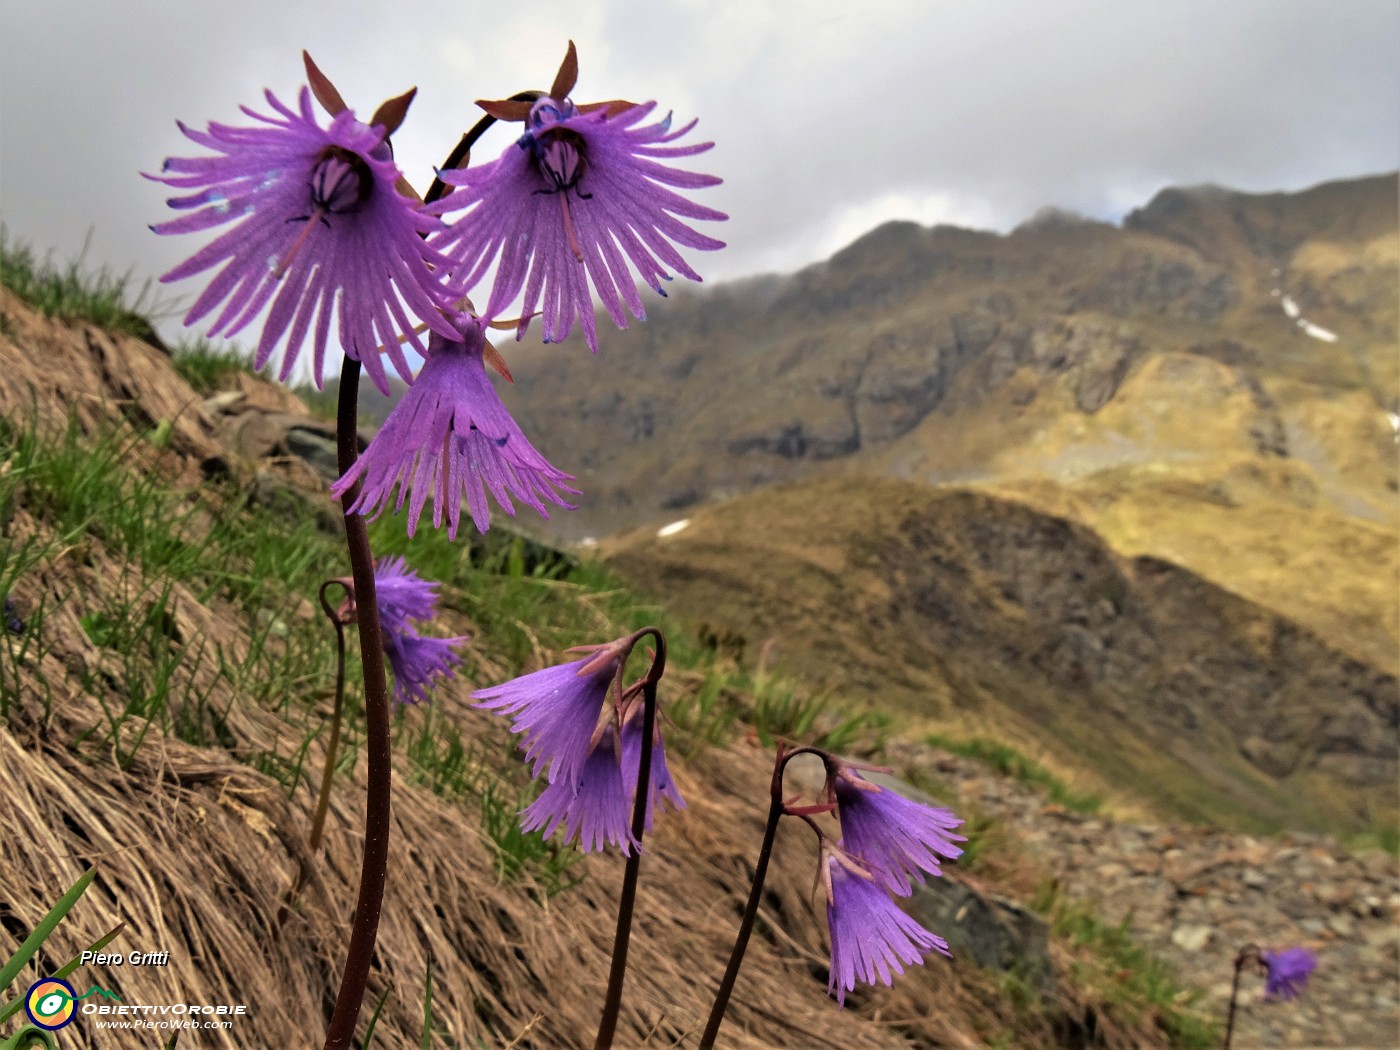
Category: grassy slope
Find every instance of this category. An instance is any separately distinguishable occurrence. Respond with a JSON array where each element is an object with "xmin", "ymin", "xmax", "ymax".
[{"xmin": 0, "ymin": 247, "xmax": 1216, "ymax": 1047}]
